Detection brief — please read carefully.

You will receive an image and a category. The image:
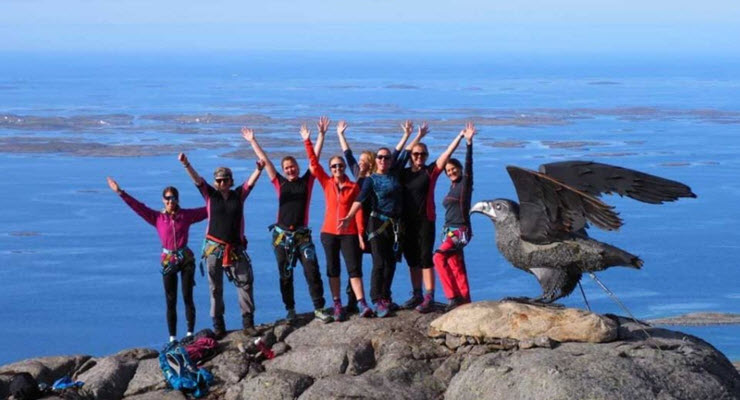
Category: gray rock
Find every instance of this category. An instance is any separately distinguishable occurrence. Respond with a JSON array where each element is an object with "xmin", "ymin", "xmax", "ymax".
[
  {"xmin": 434, "ymin": 354, "xmax": 467, "ymax": 385},
  {"xmin": 445, "ymin": 334, "xmax": 466, "ymax": 350},
  {"xmin": 272, "ymin": 342, "xmax": 290, "ymax": 357},
  {"xmin": 446, "ymin": 319, "xmax": 740, "ymax": 400},
  {"xmin": 299, "ymin": 373, "xmax": 439, "ymax": 400},
  {"xmin": 0, "ymin": 374, "xmax": 10, "ymax": 399},
  {"xmin": 76, "ymin": 356, "xmax": 138, "ymax": 400},
  {"xmin": 273, "ymin": 324, "xmax": 294, "ymax": 342},
  {"xmin": 0, "ymin": 355, "xmax": 91, "ymax": 384},
  {"xmin": 224, "ymin": 369, "xmax": 313, "ymax": 400},
  {"xmin": 113, "ymin": 348, "xmax": 158, "ymax": 362},
  {"xmin": 123, "ymin": 358, "xmax": 166, "ymax": 397},
  {"xmin": 204, "ymin": 349, "xmax": 250, "ymax": 384},
  {"xmin": 264, "ymin": 345, "xmax": 349, "ymax": 378},
  {"xmin": 123, "ymin": 389, "xmax": 187, "ymax": 399},
  {"xmin": 346, "ymin": 340, "xmax": 375, "ymax": 375}
]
